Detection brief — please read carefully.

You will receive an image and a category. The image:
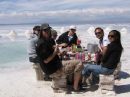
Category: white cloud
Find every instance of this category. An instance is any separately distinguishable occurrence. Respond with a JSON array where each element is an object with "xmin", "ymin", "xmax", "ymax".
[
  {"xmin": 0, "ymin": 0, "xmax": 130, "ymax": 24},
  {"xmin": 0, "ymin": 8, "xmax": 130, "ymax": 17}
]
